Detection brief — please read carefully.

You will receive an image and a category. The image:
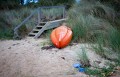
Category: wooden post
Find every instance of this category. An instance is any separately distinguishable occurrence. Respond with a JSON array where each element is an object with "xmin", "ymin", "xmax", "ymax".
[
  {"xmin": 63, "ymin": 7, "xmax": 65, "ymax": 18},
  {"xmin": 38, "ymin": 8, "xmax": 40, "ymax": 24}
]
